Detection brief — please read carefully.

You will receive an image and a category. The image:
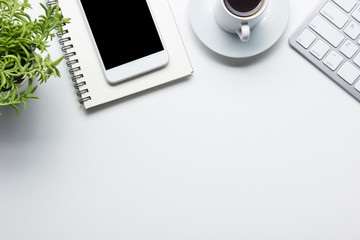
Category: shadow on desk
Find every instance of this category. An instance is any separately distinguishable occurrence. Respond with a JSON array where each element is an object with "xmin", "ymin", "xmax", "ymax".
[
  {"xmin": 84, "ymin": 76, "xmax": 192, "ymax": 115},
  {"xmin": 86, "ymin": 30, "xmax": 285, "ymax": 115}
]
